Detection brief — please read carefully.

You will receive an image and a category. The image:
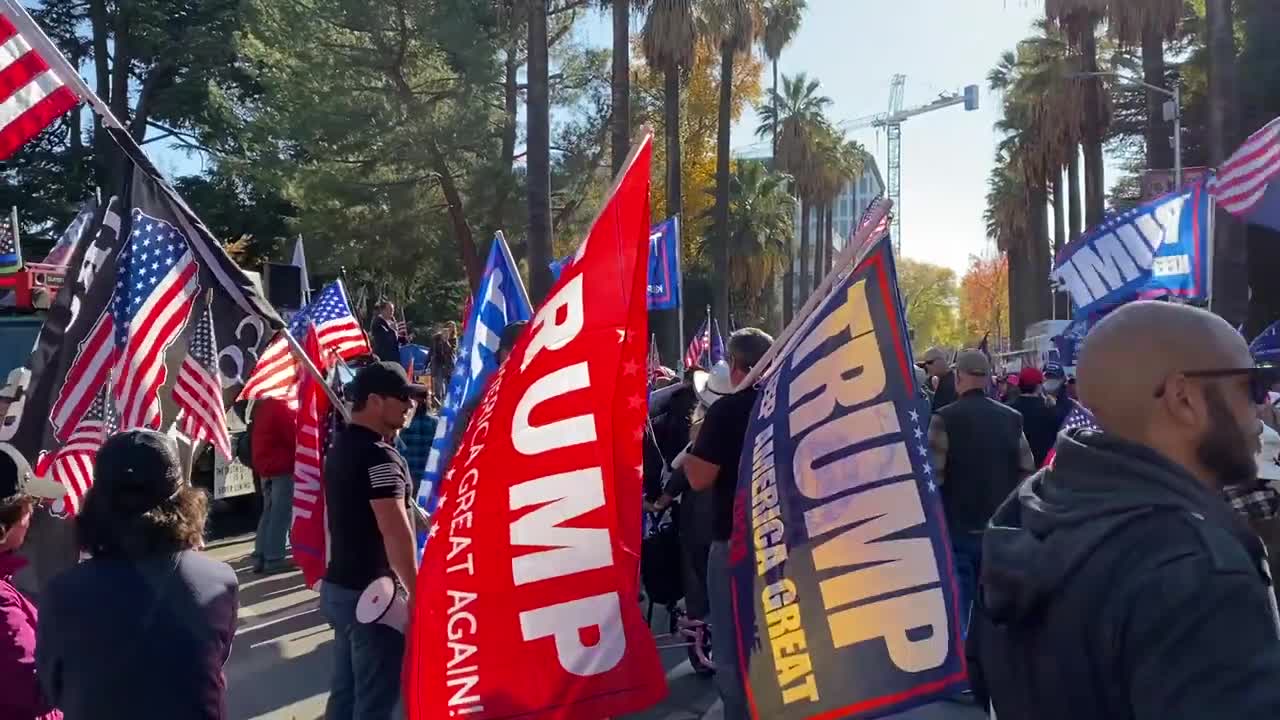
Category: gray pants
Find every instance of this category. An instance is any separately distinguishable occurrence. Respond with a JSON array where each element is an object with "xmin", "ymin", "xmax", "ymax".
[
  {"xmin": 708, "ymin": 540, "xmax": 748, "ymax": 720},
  {"xmin": 253, "ymin": 473, "xmax": 294, "ymax": 563}
]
